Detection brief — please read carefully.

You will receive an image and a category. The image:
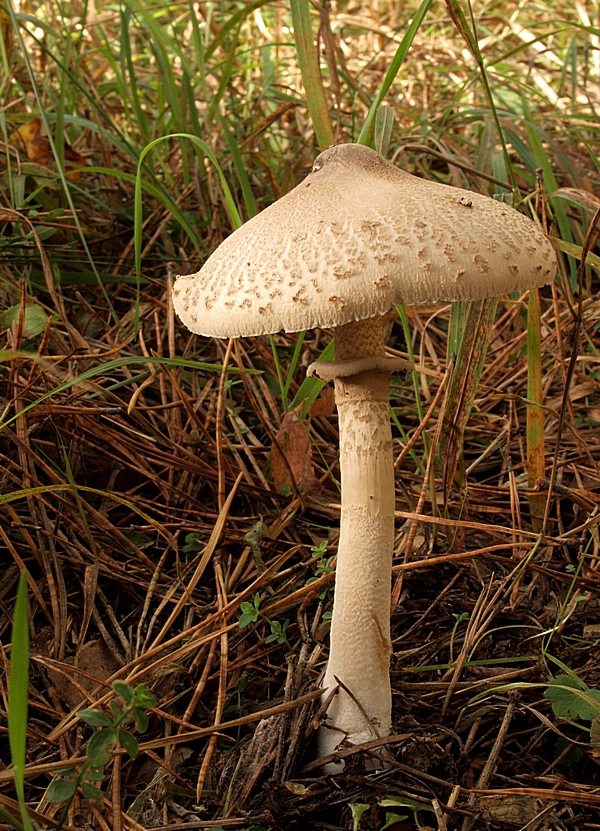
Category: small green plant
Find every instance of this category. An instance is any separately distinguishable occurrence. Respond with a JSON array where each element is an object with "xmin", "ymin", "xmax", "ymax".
[
  {"xmin": 544, "ymin": 672, "xmax": 600, "ymax": 767},
  {"xmin": 223, "ymin": 672, "xmax": 250, "ymax": 719},
  {"xmin": 350, "ymin": 802, "xmax": 370, "ymax": 831},
  {"xmin": 544, "ymin": 674, "xmax": 600, "ymax": 720},
  {"xmin": 311, "ymin": 539, "xmax": 328, "ymax": 557},
  {"xmin": 47, "ymin": 681, "xmax": 156, "ymax": 824},
  {"xmin": 238, "ymin": 593, "xmax": 292, "ymax": 651},
  {"xmin": 449, "ymin": 611, "xmax": 469, "ymax": 663},
  {"xmin": 351, "ymin": 796, "xmax": 433, "ymax": 831},
  {"xmin": 265, "ymin": 619, "xmax": 289, "ymax": 645},
  {"xmin": 379, "ymin": 796, "xmax": 434, "ymax": 828},
  {"xmin": 306, "ymin": 539, "xmax": 334, "ymax": 601},
  {"xmin": 181, "ymin": 531, "xmax": 204, "ymax": 555},
  {"xmin": 476, "ymin": 660, "xmax": 600, "ymax": 769},
  {"xmin": 552, "ymin": 736, "xmax": 584, "ymax": 767},
  {"xmin": 6, "ymin": 578, "xmax": 156, "ymax": 831},
  {"xmin": 239, "ymin": 592, "xmax": 262, "ymax": 628}
]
